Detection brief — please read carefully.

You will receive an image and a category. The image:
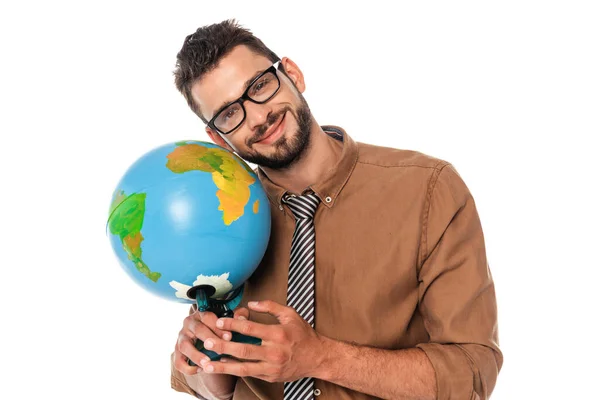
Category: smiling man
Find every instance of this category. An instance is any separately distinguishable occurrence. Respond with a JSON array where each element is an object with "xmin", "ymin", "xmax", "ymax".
[{"xmin": 170, "ymin": 19, "xmax": 502, "ymax": 400}]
